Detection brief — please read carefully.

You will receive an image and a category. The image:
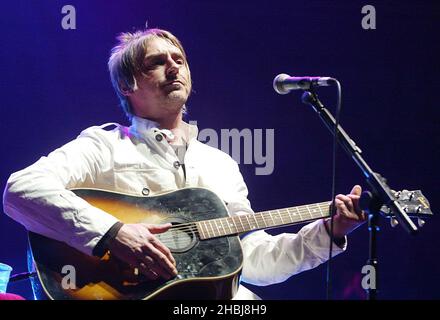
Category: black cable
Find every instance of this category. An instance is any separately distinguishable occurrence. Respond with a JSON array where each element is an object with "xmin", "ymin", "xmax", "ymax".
[
  {"xmin": 325, "ymin": 80, "xmax": 342, "ymax": 300},
  {"xmin": 9, "ymin": 271, "xmax": 37, "ymax": 283}
]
